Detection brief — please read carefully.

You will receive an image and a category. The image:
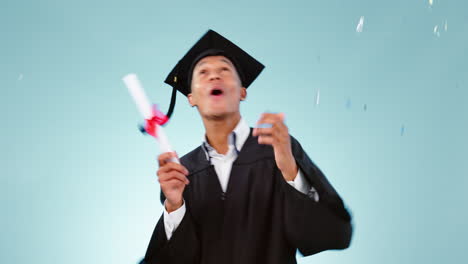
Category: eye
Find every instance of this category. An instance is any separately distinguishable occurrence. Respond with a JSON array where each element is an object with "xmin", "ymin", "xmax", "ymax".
[
  {"xmin": 221, "ymin": 67, "xmax": 230, "ymax": 72},
  {"xmin": 199, "ymin": 69, "xmax": 207, "ymax": 75}
]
